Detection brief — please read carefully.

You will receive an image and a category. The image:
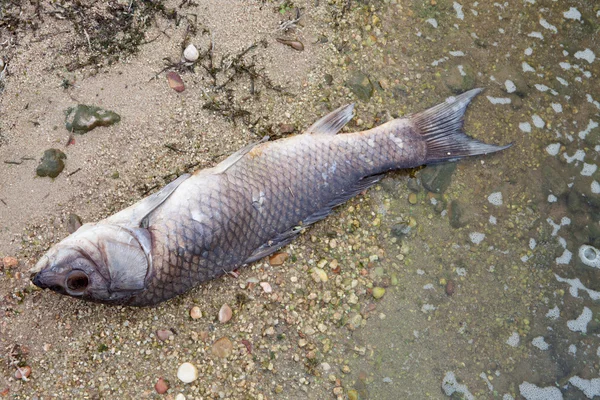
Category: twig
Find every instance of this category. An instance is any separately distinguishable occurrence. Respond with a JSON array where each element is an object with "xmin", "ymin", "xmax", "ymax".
[
  {"xmin": 0, "ymin": 199, "xmax": 7, "ymax": 206},
  {"xmin": 67, "ymin": 168, "xmax": 81, "ymax": 177},
  {"xmin": 164, "ymin": 144, "xmax": 185, "ymax": 153},
  {"xmin": 4, "ymin": 160, "xmax": 22, "ymax": 165}
]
